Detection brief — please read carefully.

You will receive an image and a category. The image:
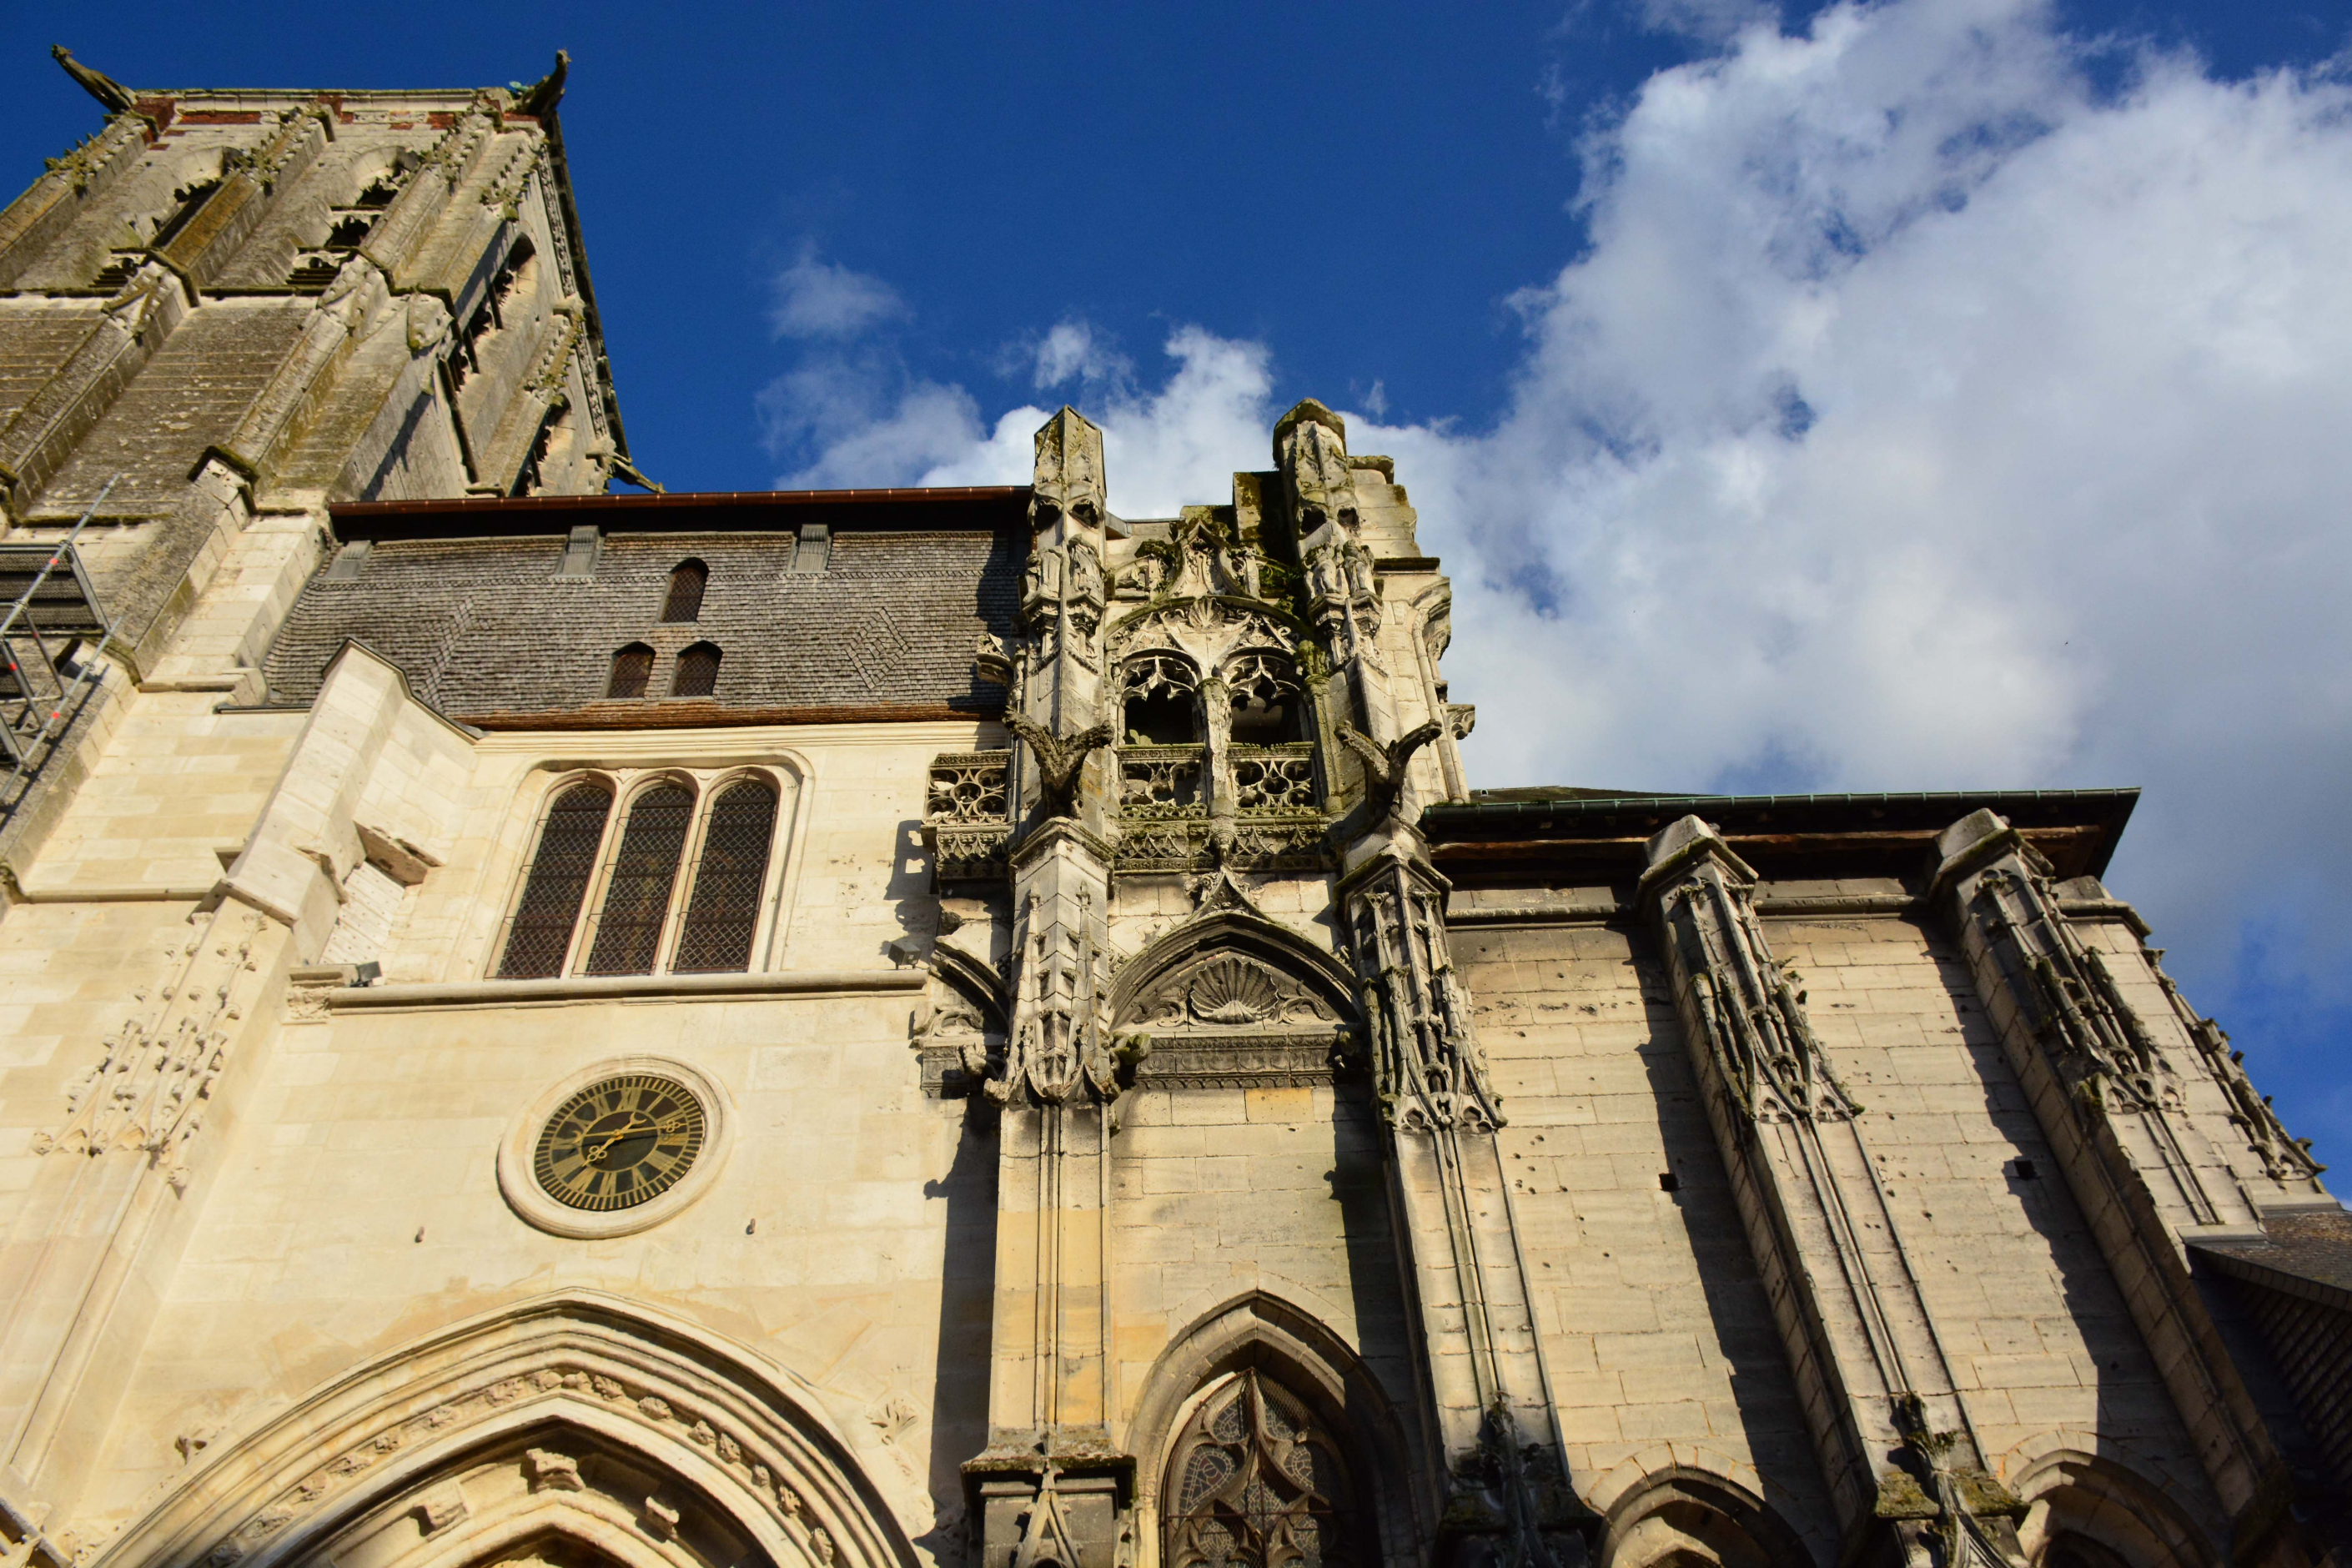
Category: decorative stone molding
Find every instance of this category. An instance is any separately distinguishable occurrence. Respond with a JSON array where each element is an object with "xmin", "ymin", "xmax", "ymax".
[
  {"xmin": 1641, "ymin": 815, "xmax": 2023, "ymax": 1559},
  {"xmin": 495, "ymin": 1055, "xmax": 735, "ymax": 1239},
  {"xmin": 88, "ymin": 1294, "xmax": 915, "ymax": 1568},
  {"xmin": 1339, "ymin": 847, "xmax": 1499, "ymax": 1133}
]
